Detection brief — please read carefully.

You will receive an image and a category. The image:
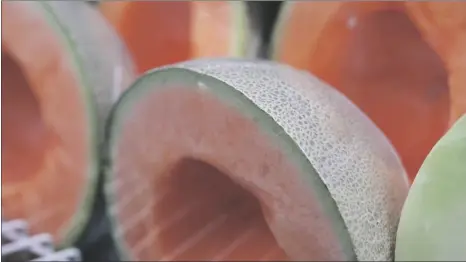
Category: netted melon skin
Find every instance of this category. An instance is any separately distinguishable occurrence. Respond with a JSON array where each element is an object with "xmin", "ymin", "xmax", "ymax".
[
  {"xmin": 154, "ymin": 58, "xmax": 409, "ymax": 260},
  {"xmin": 395, "ymin": 114, "xmax": 466, "ymax": 261}
]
